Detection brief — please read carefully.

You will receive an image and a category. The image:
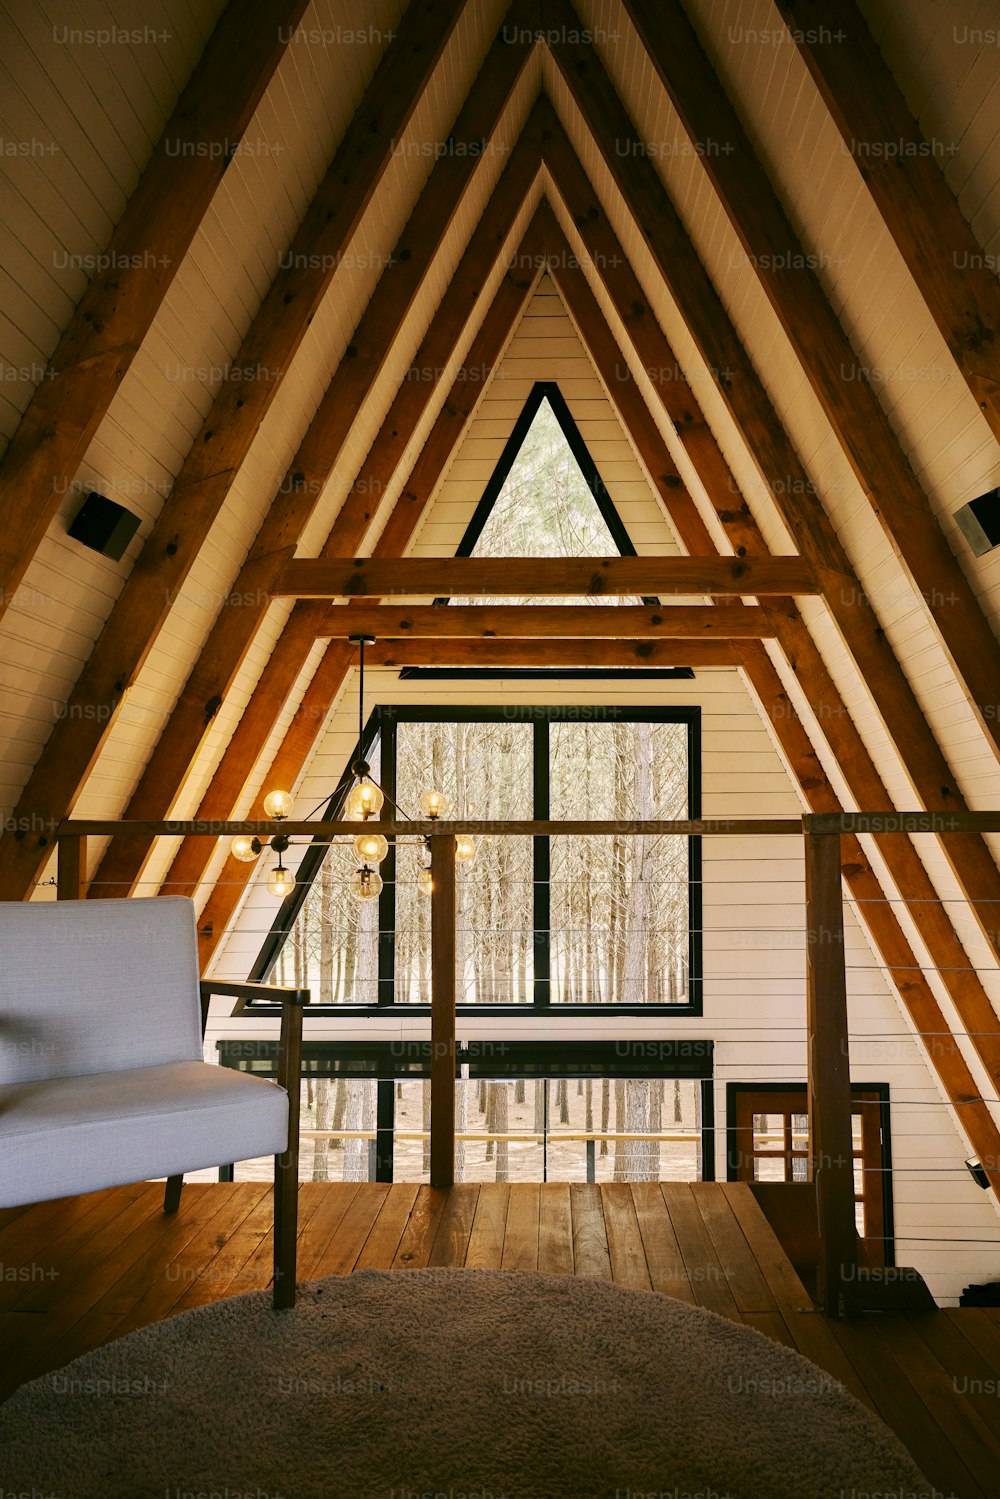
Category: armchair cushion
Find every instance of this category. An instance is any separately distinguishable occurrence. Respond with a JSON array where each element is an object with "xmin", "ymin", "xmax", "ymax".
[
  {"xmin": 0, "ymin": 897, "xmax": 202, "ymax": 1083},
  {"xmin": 0, "ymin": 1060, "xmax": 288, "ymax": 1209}
]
